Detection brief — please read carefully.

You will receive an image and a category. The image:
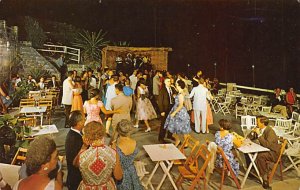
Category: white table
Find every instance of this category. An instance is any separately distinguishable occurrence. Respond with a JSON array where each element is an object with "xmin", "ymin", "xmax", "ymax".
[
  {"xmin": 30, "ymin": 124, "xmax": 59, "ymax": 136},
  {"xmin": 0, "ymin": 163, "xmax": 21, "ymax": 187},
  {"xmin": 20, "ymin": 106, "xmax": 47, "ymax": 126},
  {"xmin": 238, "ymin": 140, "xmax": 270, "ymax": 188},
  {"xmin": 144, "ymin": 144, "xmax": 186, "ymax": 190}
]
